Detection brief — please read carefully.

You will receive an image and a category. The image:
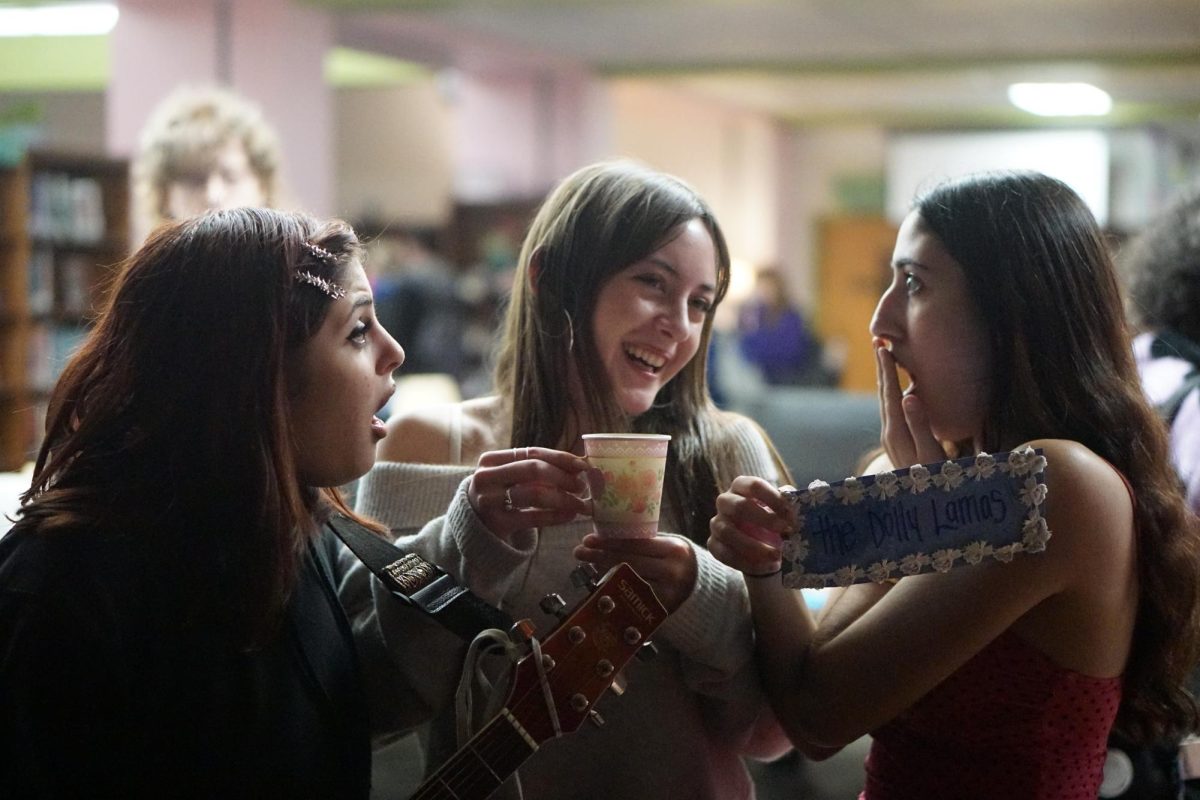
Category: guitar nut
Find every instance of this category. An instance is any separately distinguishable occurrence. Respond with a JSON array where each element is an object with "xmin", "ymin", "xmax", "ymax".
[
  {"xmin": 597, "ymin": 595, "xmax": 615, "ymax": 614},
  {"xmin": 623, "ymin": 626, "xmax": 642, "ymax": 645},
  {"xmin": 569, "ymin": 626, "xmax": 586, "ymax": 644},
  {"xmin": 596, "ymin": 659, "xmax": 614, "ymax": 678},
  {"xmin": 570, "ymin": 693, "xmax": 589, "ymax": 712}
]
